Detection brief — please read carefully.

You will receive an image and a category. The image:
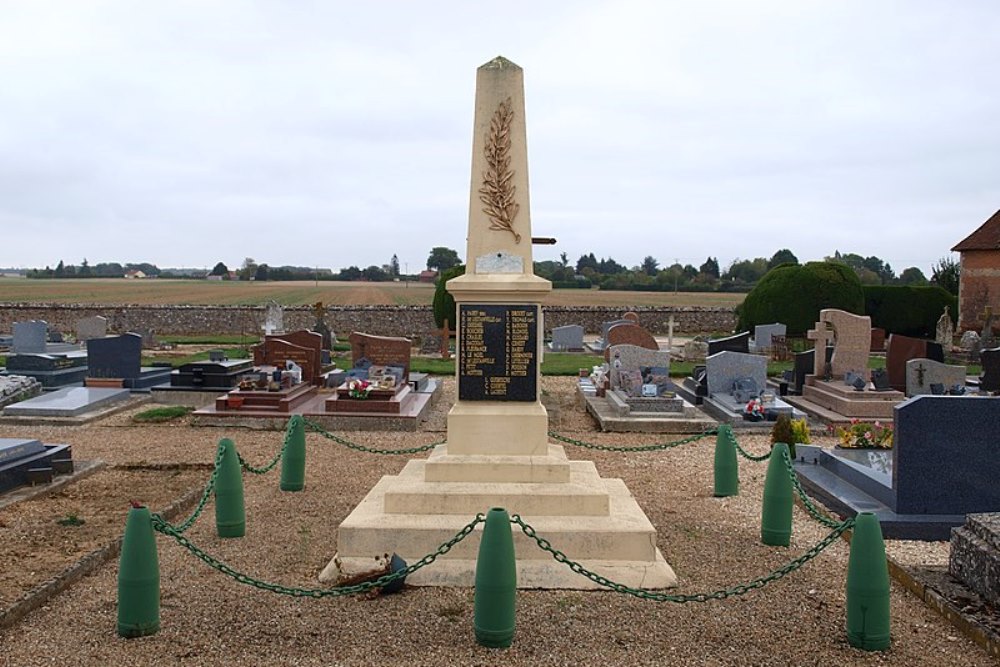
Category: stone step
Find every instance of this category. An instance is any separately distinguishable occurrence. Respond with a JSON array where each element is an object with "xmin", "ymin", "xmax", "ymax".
[
  {"xmin": 782, "ymin": 395, "xmax": 858, "ymax": 426},
  {"xmin": 382, "ymin": 460, "xmax": 611, "ymax": 516},
  {"xmin": 949, "ymin": 521, "xmax": 1000, "ymax": 608},
  {"xmin": 423, "ymin": 444, "xmax": 572, "ymax": 483},
  {"xmin": 335, "ymin": 476, "xmax": 666, "ymax": 568},
  {"xmin": 961, "ymin": 512, "xmax": 1000, "ymax": 552},
  {"xmin": 800, "ymin": 385, "xmax": 896, "ymax": 419}
]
